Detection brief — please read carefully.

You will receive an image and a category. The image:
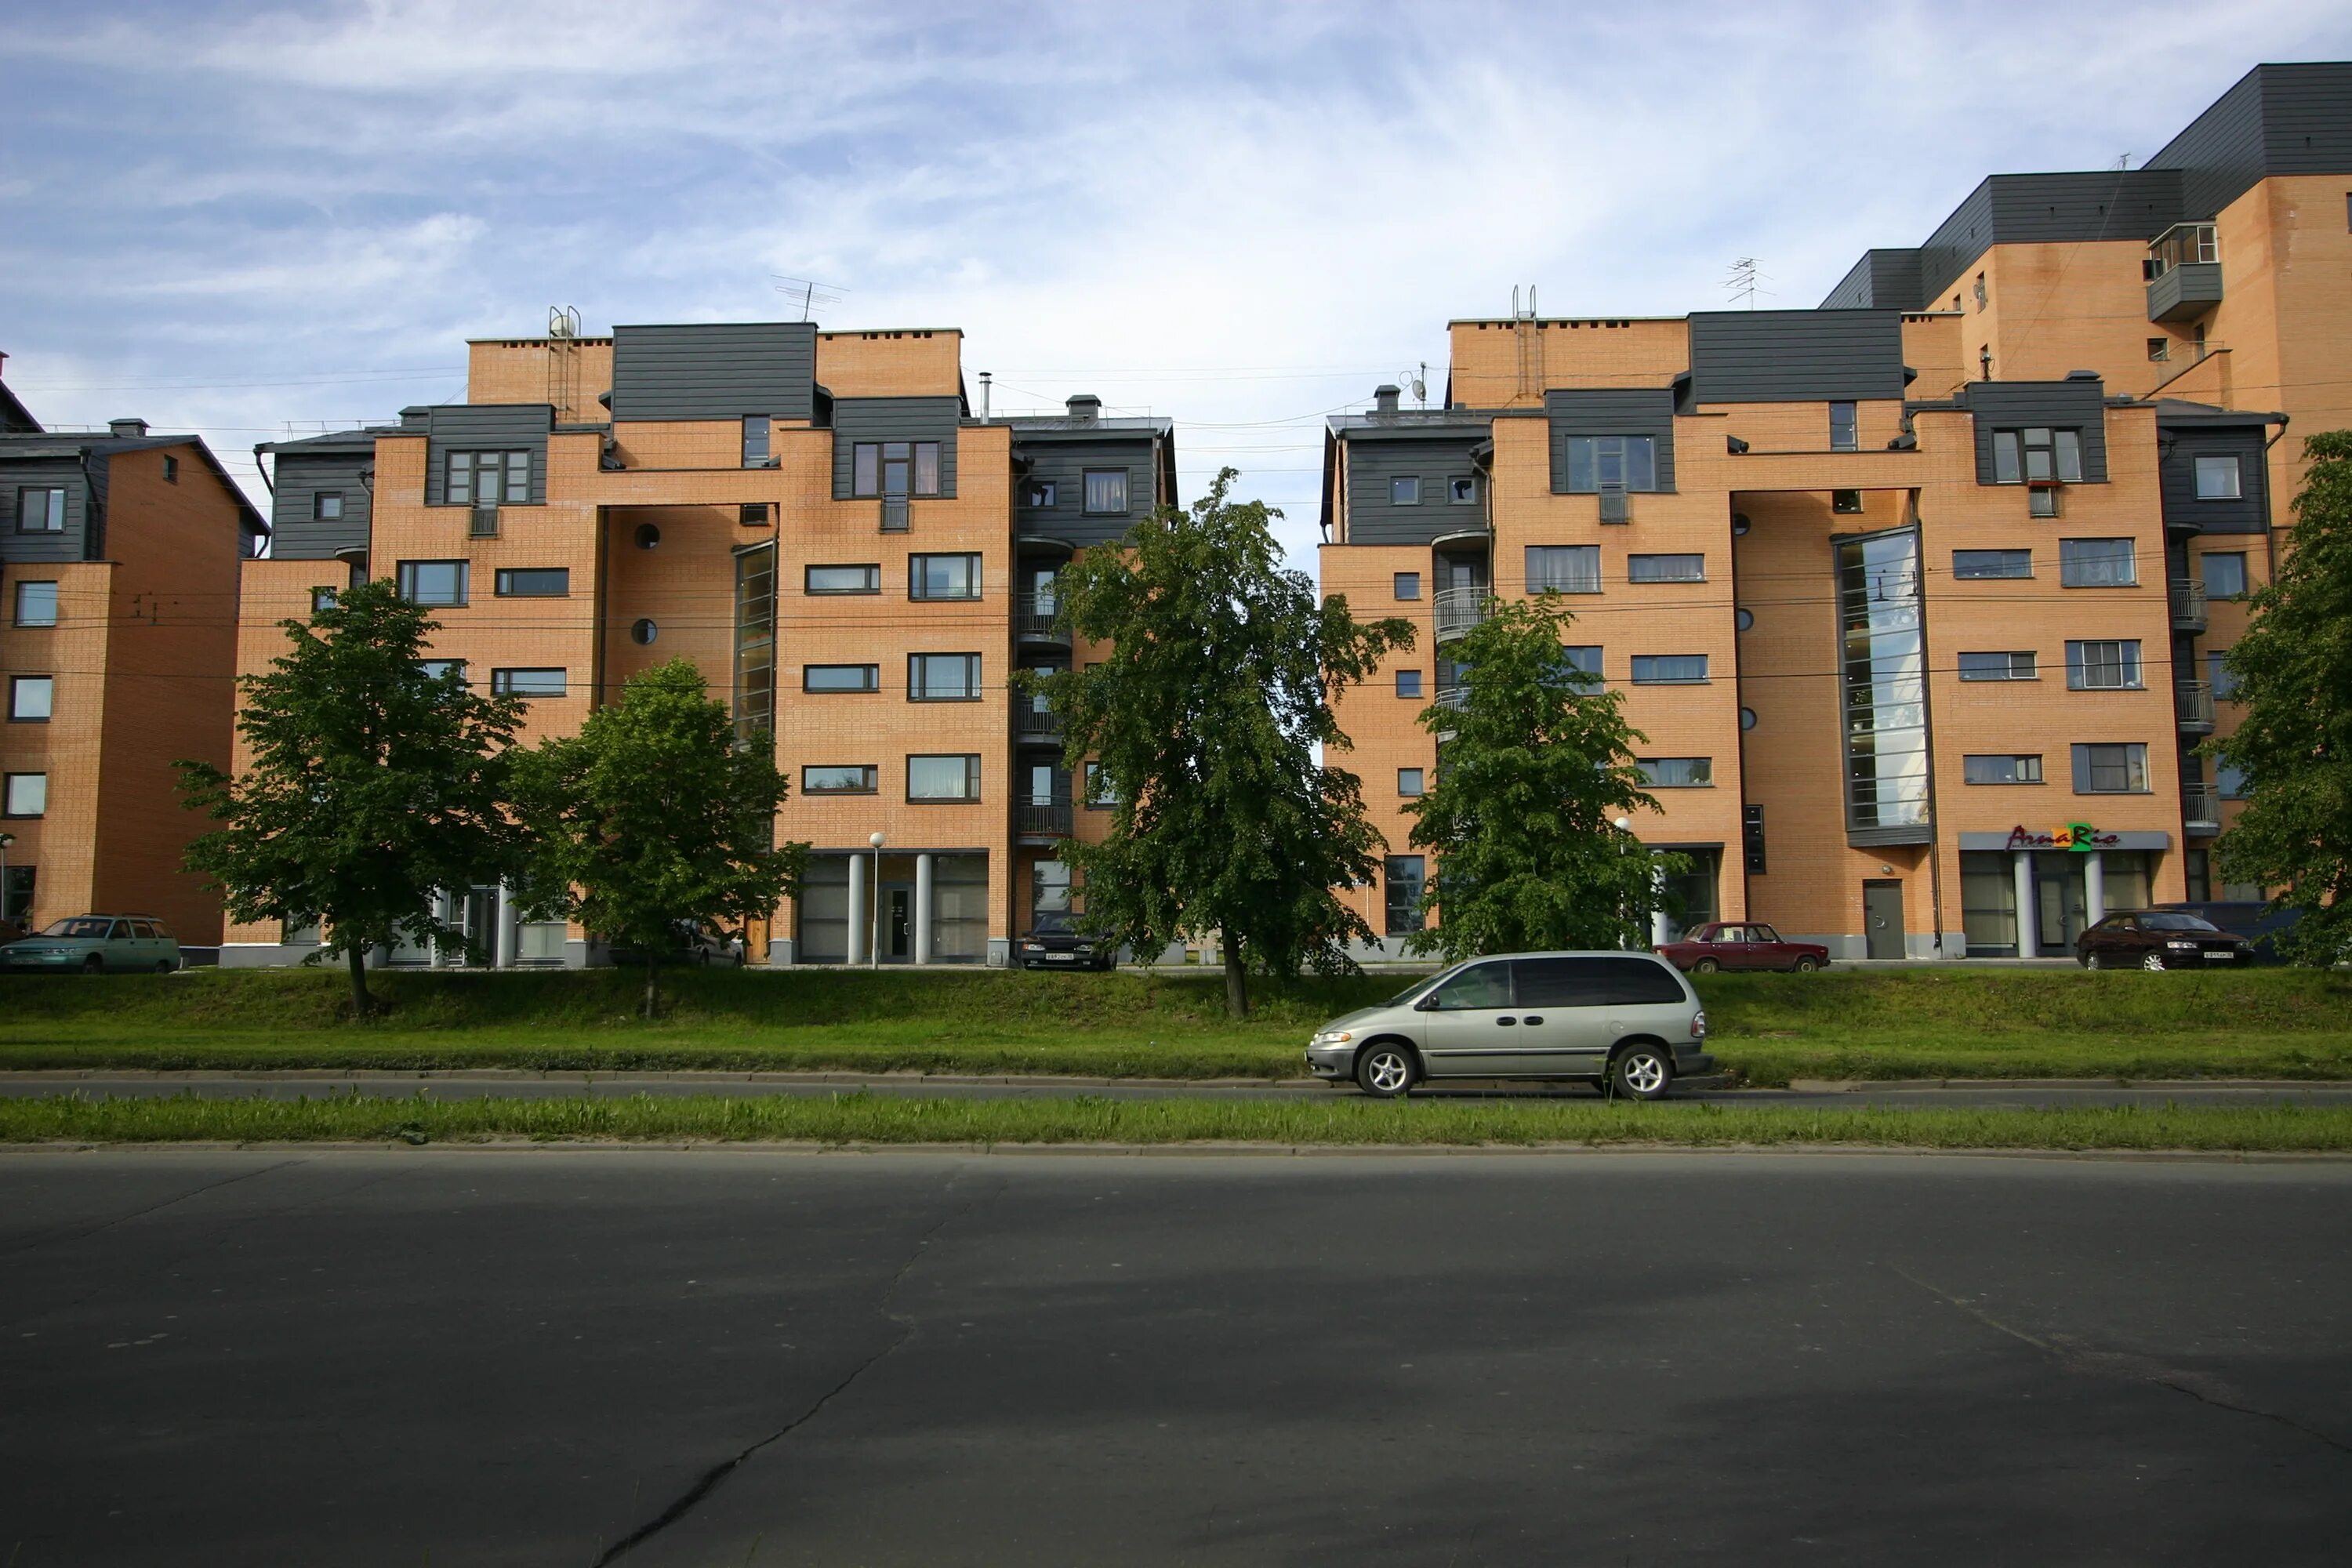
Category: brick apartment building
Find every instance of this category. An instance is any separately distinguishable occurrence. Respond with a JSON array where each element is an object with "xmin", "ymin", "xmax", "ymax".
[
  {"xmin": 225, "ymin": 321, "xmax": 1173, "ymax": 967},
  {"xmin": 0, "ymin": 354, "xmax": 269, "ymax": 950},
  {"xmin": 1323, "ymin": 62, "xmax": 2351, "ymax": 960}
]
